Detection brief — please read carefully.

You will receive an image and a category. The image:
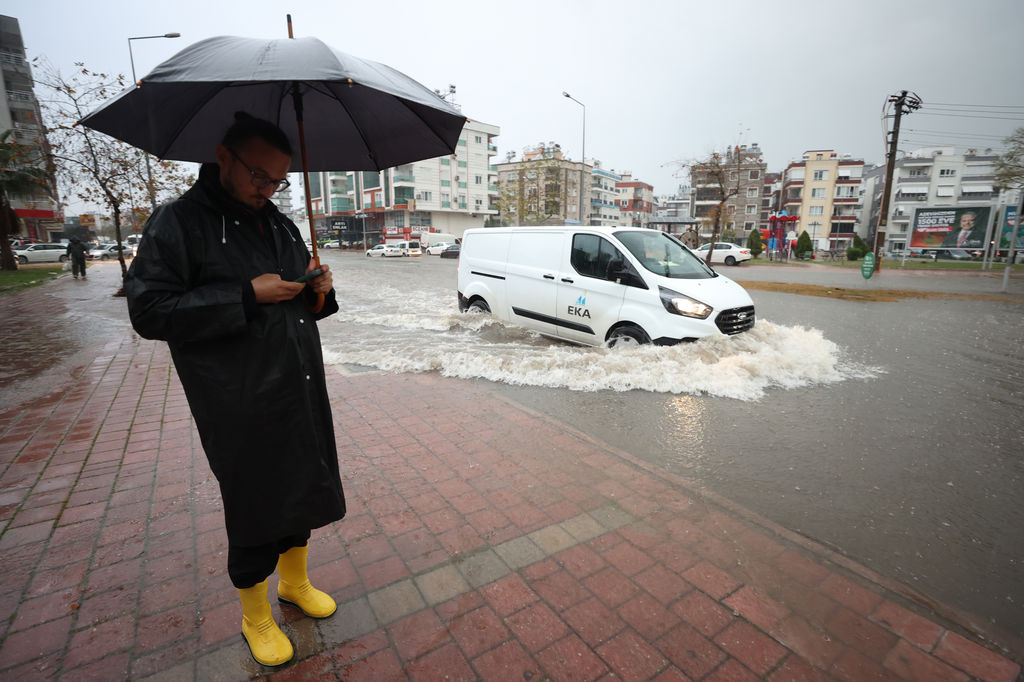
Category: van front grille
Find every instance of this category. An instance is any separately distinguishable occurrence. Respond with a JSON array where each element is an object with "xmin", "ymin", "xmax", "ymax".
[{"xmin": 716, "ymin": 305, "xmax": 755, "ymax": 335}]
